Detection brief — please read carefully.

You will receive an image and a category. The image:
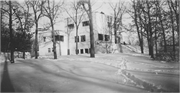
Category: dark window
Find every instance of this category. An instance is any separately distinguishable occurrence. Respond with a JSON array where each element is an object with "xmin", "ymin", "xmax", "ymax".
[
  {"xmin": 55, "ymin": 35, "xmax": 64, "ymax": 42},
  {"xmin": 105, "ymin": 35, "xmax": 110, "ymax": 41},
  {"xmin": 60, "ymin": 36, "xmax": 64, "ymax": 42},
  {"xmin": 85, "ymin": 49, "xmax": 89, "ymax": 53},
  {"xmin": 81, "ymin": 49, "xmax": 83, "ymax": 54},
  {"xmin": 107, "ymin": 22, "xmax": 111, "ymax": 28},
  {"xmin": 81, "ymin": 35, "xmax": 86, "ymax": 42},
  {"xmin": 68, "ymin": 24, "xmax": 74, "ymax": 29},
  {"xmin": 43, "ymin": 37, "xmax": 46, "ymax": 42},
  {"xmin": 48, "ymin": 48, "xmax": 51, "ymax": 53},
  {"xmin": 75, "ymin": 36, "xmax": 79, "ymax": 42},
  {"xmin": 82, "ymin": 21, "xmax": 89, "ymax": 26},
  {"xmin": 98, "ymin": 34, "xmax": 103, "ymax": 40}
]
